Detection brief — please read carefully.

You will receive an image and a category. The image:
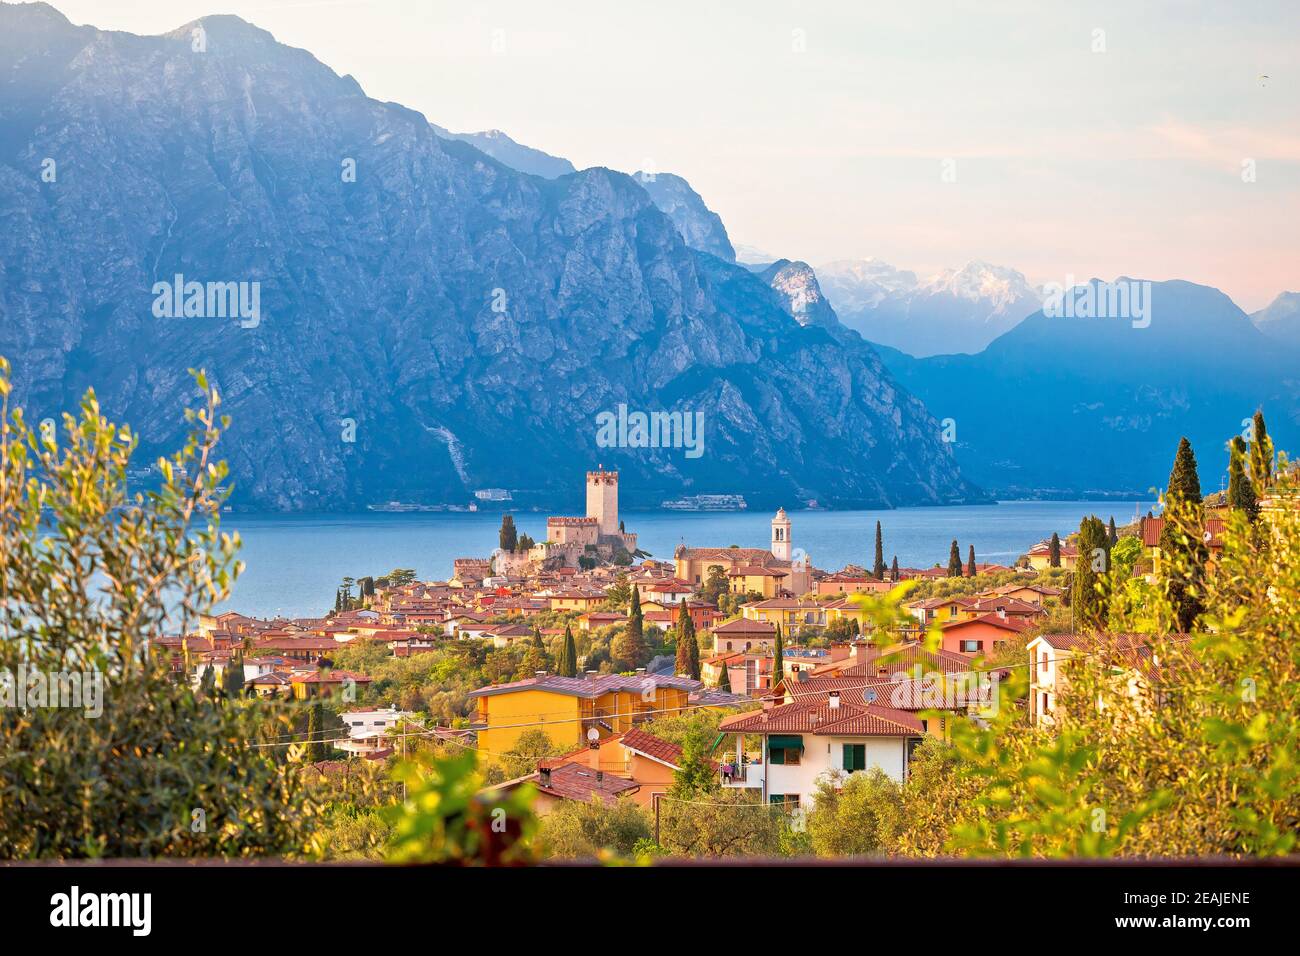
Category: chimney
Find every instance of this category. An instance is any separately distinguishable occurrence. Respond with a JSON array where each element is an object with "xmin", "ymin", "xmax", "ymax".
[
  {"xmin": 997, "ymin": 608, "xmax": 1007, "ymax": 620},
  {"xmin": 585, "ymin": 670, "xmax": 599, "ymax": 681},
  {"xmin": 852, "ymin": 642, "xmax": 869, "ymax": 664},
  {"xmin": 596, "ymin": 771, "xmax": 604, "ymax": 784},
  {"xmin": 828, "ymin": 690, "xmax": 841, "ymax": 709},
  {"xmin": 635, "ymin": 667, "xmax": 646, "ymax": 675},
  {"xmin": 539, "ymin": 767, "xmax": 551, "ymax": 787},
  {"xmin": 534, "ymin": 670, "xmax": 547, "ymax": 679}
]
